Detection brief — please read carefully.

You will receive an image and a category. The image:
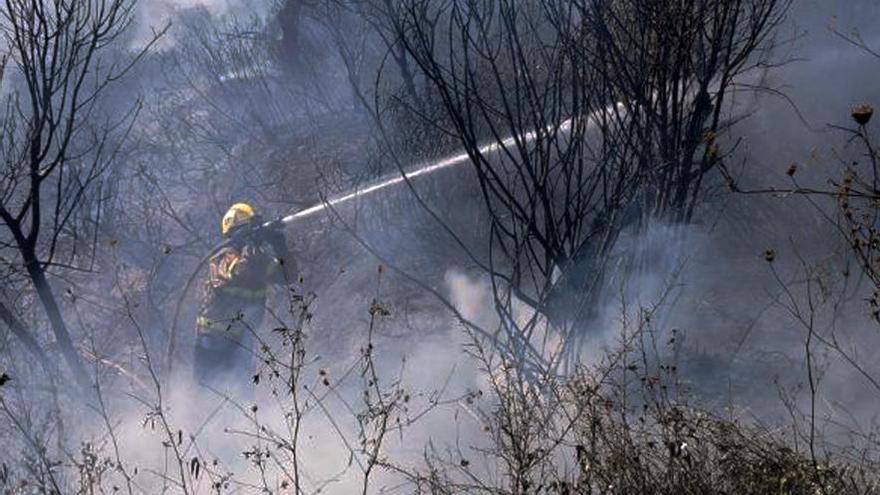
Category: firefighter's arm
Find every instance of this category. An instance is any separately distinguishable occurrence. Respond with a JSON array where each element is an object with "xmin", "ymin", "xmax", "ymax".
[
  {"xmin": 225, "ymin": 246, "xmax": 265, "ymax": 285},
  {"xmin": 264, "ymin": 229, "xmax": 297, "ymax": 285},
  {"xmin": 212, "ymin": 250, "xmax": 244, "ymax": 282}
]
